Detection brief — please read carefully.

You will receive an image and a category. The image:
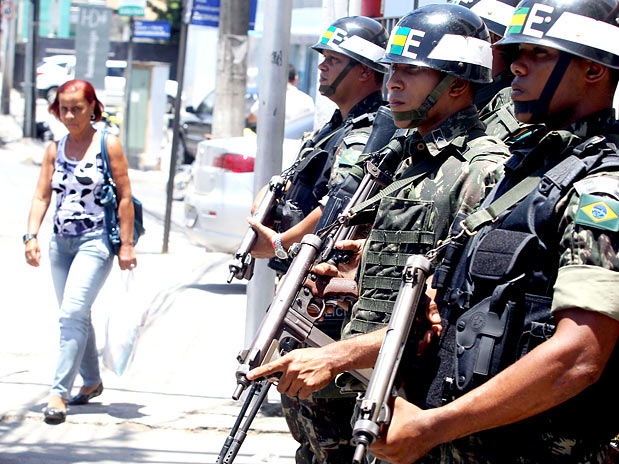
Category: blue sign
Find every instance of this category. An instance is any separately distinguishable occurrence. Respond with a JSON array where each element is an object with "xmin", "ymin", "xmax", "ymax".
[
  {"xmin": 134, "ymin": 20, "xmax": 171, "ymax": 39},
  {"xmin": 192, "ymin": 0, "xmax": 257, "ymax": 30}
]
